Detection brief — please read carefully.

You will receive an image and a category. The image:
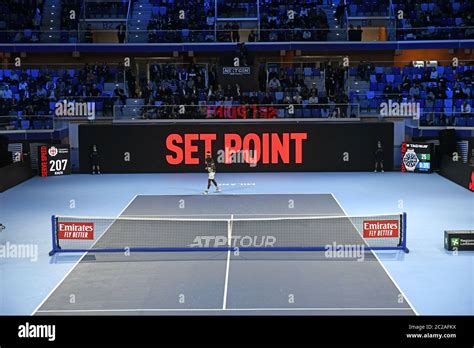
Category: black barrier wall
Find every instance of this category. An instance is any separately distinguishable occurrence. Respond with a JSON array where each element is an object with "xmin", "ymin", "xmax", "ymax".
[
  {"xmin": 78, "ymin": 123, "xmax": 394, "ymax": 173},
  {"xmin": 0, "ymin": 157, "xmax": 33, "ymax": 192},
  {"xmin": 440, "ymin": 155, "xmax": 474, "ymax": 191}
]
